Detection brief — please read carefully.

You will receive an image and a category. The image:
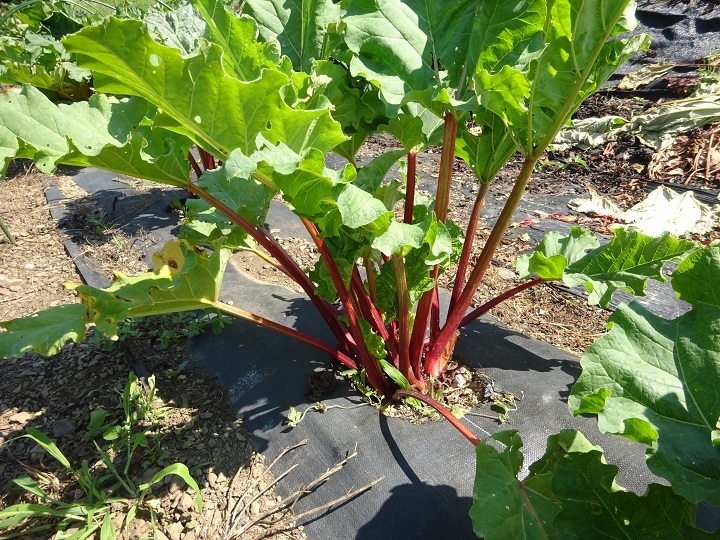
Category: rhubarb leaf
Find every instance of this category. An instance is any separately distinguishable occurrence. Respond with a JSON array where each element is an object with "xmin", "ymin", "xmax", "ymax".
[
  {"xmin": 0, "ymin": 304, "xmax": 88, "ymax": 358},
  {"xmin": 455, "ymin": 112, "xmax": 518, "ymax": 184},
  {"xmin": 242, "ymin": 0, "xmax": 342, "ymax": 72},
  {"xmin": 569, "ymin": 246, "xmax": 720, "ymax": 506},
  {"xmin": 516, "ymin": 227, "xmax": 600, "ymax": 281},
  {"xmin": 472, "ymin": 430, "xmax": 707, "ymax": 539},
  {"xmin": 518, "ymin": 228, "xmax": 695, "ymax": 307},
  {"xmin": 145, "ymin": 2, "xmax": 206, "ymax": 55},
  {"xmin": 183, "ymin": 149, "xmax": 274, "ymax": 249},
  {"xmin": 74, "ymin": 241, "xmax": 232, "ymax": 339},
  {"xmin": 343, "ymin": 0, "xmax": 435, "ymax": 107},
  {"xmin": 564, "ymin": 229, "xmax": 695, "ymax": 307},
  {"xmin": 193, "ymin": 0, "xmax": 283, "ymax": 81},
  {"xmin": 0, "ymin": 85, "xmax": 130, "ymax": 173},
  {"xmin": 471, "ymin": 430, "xmax": 559, "ymax": 540},
  {"xmin": 354, "ymin": 149, "xmax": 405, "ymax": 193},
  {"xmin": 473, "ymin": 0, "xmax": 648, "ymax": 153},
  {"xmin": 64, "ymin": 18, "xmax": 346, "ymax": 157},
  {"xmin": 0, "ymin": 86, "xmax": 191, "ymax": 186}
]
